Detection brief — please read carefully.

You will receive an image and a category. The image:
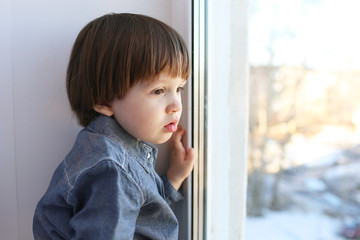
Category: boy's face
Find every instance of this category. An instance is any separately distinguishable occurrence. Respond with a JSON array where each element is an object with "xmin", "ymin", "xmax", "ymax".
[{"xmin": 110, "ymin": 72, "xmax": 187, "ymax": 144}]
